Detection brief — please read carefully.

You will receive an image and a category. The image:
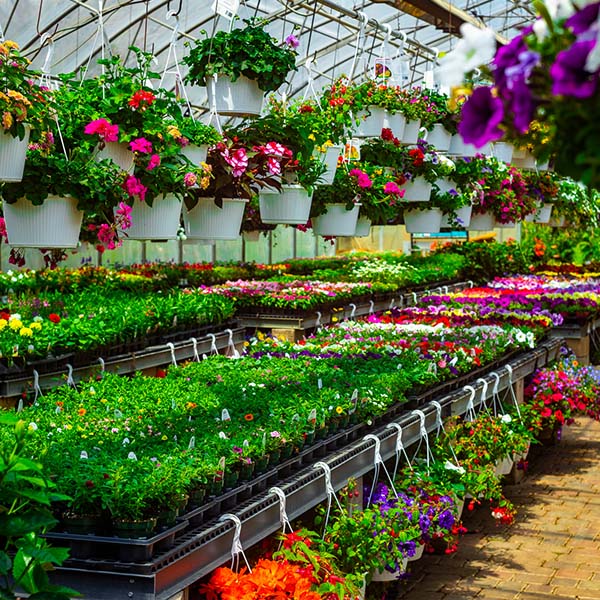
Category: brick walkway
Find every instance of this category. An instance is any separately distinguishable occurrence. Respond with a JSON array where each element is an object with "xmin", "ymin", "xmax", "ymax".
[{"xmin": 393, "ymin": 418, "xmax": 600, "ymax": 600}]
